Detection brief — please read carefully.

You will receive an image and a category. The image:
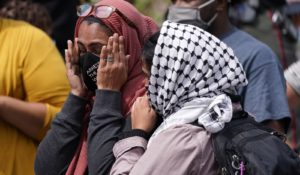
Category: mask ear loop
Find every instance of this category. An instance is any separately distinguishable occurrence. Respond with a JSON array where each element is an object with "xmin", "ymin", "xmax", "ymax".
[
  {"xmin": 197, "ymin": 0, "xmax": 215, "ymax": 9},
  {"xmin": 196, "ymin": 0, "xmax": 218, "ymax": 26},
  {"xmin": 206, "ymin": 13, "xmax": 218, "ymax": 26},
  {"xmin": 197, "ymin": 10, "xmax": 218, "ymax": 26}
]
